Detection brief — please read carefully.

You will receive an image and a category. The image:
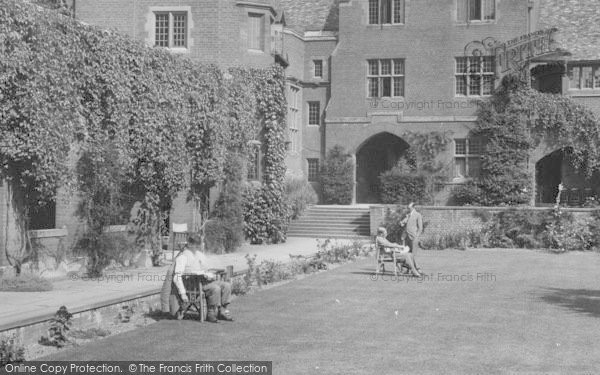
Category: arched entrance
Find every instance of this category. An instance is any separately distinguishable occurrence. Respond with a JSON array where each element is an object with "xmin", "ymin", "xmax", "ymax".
[
  {"xmin": 356, "ymin": 132, "xmax": 409, "ymax": 203},
  {"xmin": 536, "ymin": 148, "xmax": 599, "ymax": 205}
]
